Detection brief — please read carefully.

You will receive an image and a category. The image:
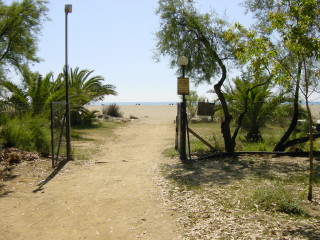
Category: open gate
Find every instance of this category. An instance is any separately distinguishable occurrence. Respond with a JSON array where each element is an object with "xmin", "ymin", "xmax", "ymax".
[{"xmin": 50, "ymin": 102, "xmax": 68, "ymax": 168}]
